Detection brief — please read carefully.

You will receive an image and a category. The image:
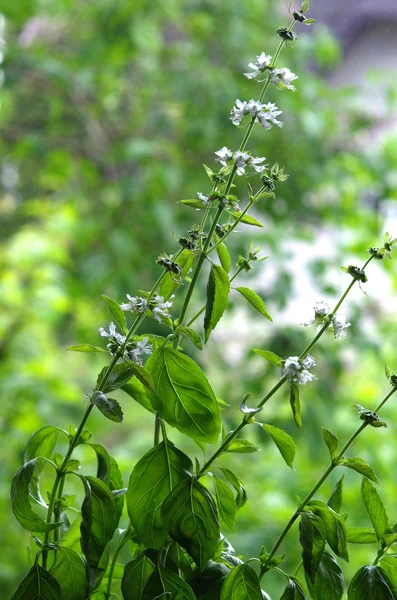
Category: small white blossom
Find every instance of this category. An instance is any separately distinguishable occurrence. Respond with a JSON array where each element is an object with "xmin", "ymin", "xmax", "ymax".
[
  {"xmin": 257, "ymin": 103, "xmax": 283, "ymax": 129},
  {"xmin": 215, "ymin": 146, "xmax": 233, "ymax": 166},
  {"xmin": 230, "ymin": 99, "xmax": 251, "ymax": 125},
  {"xmin": 281, "ymin": 354, "xmax": 317, "ymax": 385},
  {"xmin": 197, "ymin": 192, "xmax": 210, "ymax": 206},
  {"xmin": 98, "ymin": 322, "xmax": 126, "ymax": 351},
  {"xmin": 151, "ymin": 294, "xmax": 174, "ymax": 323},
  {"xmin": 233, "ymin": 151, "xmax": 266, "ymax": 176},
  {"xmin": 331, "ymin": 314, "xmax": 351, "ymax": 340},
  {"xmin": 120, "ymin": 295, "xmax": 148, "ymax": 313},
  {"xmin": 244, "ymin": 52, "xmax": 272, "ymax": 80},
  {"xmin": 128, "ymin": 337, "xmax": 153, "ymax": 364},
  {"xmin": 269, "ymin": 67, "xmax": 298, "ymax": 91},
  {"xmin": 303, "ymin": 300, "xmax": 331, "ymax": 327}
]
